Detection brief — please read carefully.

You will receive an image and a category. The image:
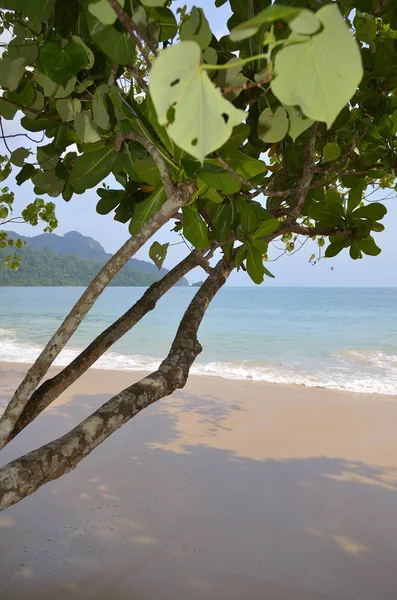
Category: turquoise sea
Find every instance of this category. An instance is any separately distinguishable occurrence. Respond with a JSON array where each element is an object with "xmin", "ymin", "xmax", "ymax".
[{"xmin": 0, "ymin": 287, "xmax": 396, "ymax": 395}]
